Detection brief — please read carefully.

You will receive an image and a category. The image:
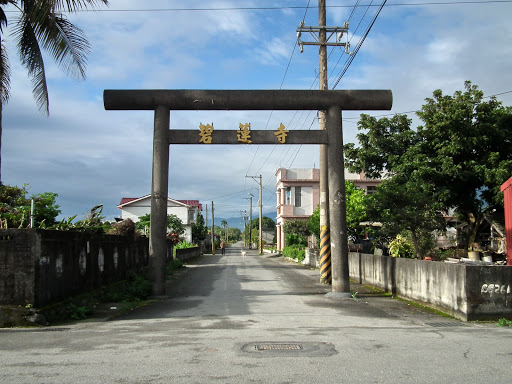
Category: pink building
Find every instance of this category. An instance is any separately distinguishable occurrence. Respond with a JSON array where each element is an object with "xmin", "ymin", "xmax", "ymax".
[{"xmin": 275, "ymin": 168, "xmax": 382, "ymax": 251}]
